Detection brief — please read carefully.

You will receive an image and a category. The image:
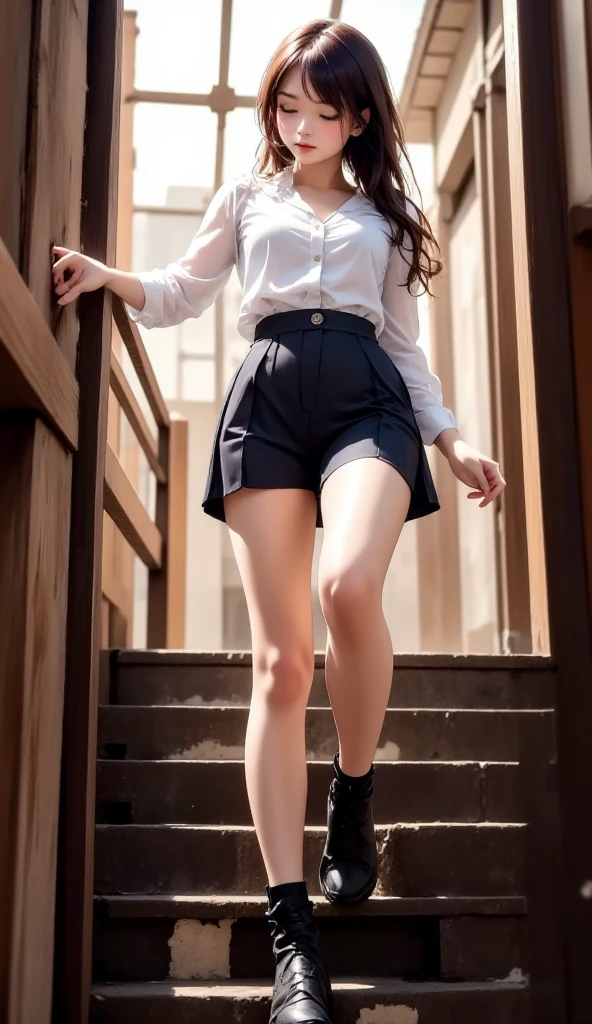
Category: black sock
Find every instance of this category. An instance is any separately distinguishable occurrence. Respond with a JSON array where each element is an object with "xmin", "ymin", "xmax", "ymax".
[{"xmin": 268, "ymin": 880, "xmax": 308, "ymax": 905}]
